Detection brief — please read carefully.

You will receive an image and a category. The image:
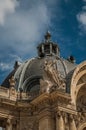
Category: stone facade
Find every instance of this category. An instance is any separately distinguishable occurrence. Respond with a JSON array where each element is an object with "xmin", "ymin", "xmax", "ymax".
[{"xmin": 0, "ymin": 32, "xmax": 86, "ymax": 130}]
